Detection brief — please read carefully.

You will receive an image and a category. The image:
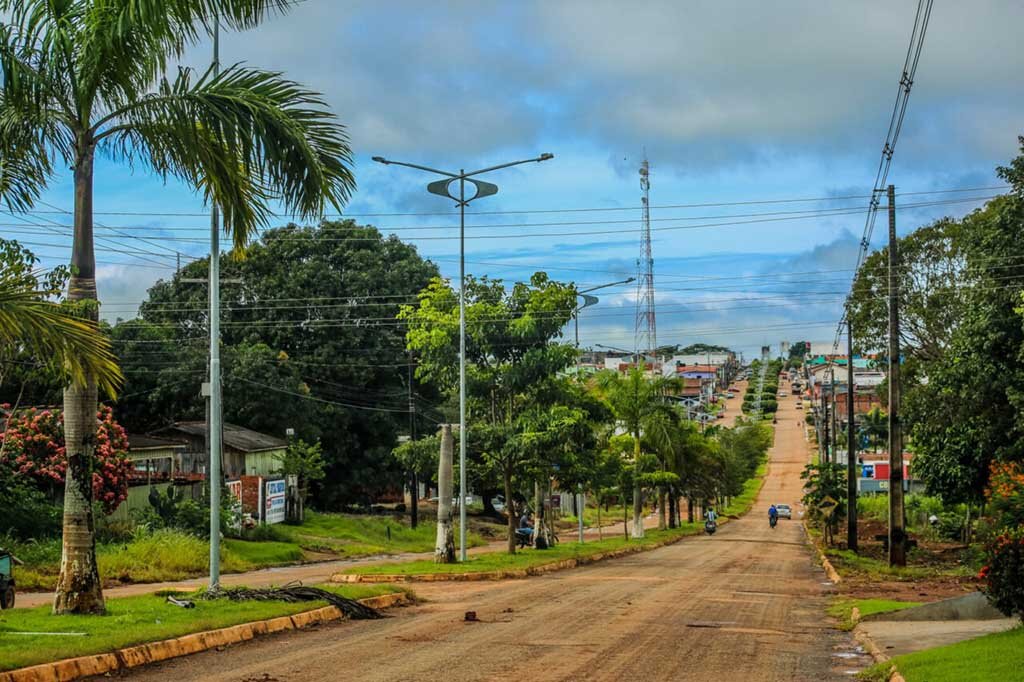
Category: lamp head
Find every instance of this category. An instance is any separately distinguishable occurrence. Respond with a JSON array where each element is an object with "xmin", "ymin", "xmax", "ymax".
[
  {"xmin": 371, "ymin": 156, "xmax": 389, "ymax": 164},
  {"xmin": 625, "ymin": 276, "xmax": 637, "ymax": 284},
  {"xmin": 538, "ymin": 153, "xmax": 554, "ymax": 161}
]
